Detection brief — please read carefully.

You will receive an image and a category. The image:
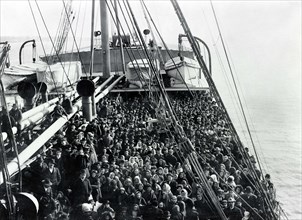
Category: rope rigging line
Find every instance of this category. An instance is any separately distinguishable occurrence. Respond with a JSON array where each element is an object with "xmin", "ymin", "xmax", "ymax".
[
  {"xmin": 125, "ymin": 1, "xmax": 228, "ymax": 218},
  {"xmin": 140, "ymin": 0, "xmax": 197, "ymax": 100},
  {"xmin": 33, "ymin": 0, "xmax": 75, "ymax": 90},
  {"xmin": 50, "ymin": 4, "xmax": 65, "ymax": 57},
  {"xmin": 209, "ymin": 2, "xmax": 280, "ymax": 216},
  {"xmin": 193, "ymin": 150, "xmax": 268, "ymax": 220},
  {"xmin": 144, "ymin": 92, "xmax": 222, "ymax": 215},
  {"xmin": 225, "ymin": 40, "xmax": 270, "ymax": 172},
  {"xmin": 62, "ymin": 0, "xmax": 88, "ymax": 77},
  {"xmin": 109, "ymin": 2, "xmax": 217, "ymax": 205},
  {"xmin": 116, "ymin": 0, "xmax": 159, "ymax": 90},
  {"xmin": 167, "ymin": 97, "xmax": 273, "ymax": 220},
  {"xmin": 209, "ymin": 1, "xmax": 264, "ymax": 178},
  {"xmin": 170, "ymin": 0, "xmax": 279, "ymax": 218},
  {"xmin": 28, "ymin": 0, "xmax": 60, "ymax": 97},
  {"xmin": 120, "ymin": 0, "xmax": 163, "ymax": 99},
  {"xmin": 201, "ymin": 9, "xmax": 251, "ymax": 148},
  {"xmin": 0, "ymin": 47, "xmax": 22, "ymax": 215},
  {"xmin": 107, "ymin": 0, "xmax": 150, "ymax": 90},
  {"xmin": 108, "ymin": 0, "xmax": 164, "ymax": 111}
]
